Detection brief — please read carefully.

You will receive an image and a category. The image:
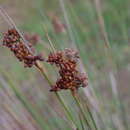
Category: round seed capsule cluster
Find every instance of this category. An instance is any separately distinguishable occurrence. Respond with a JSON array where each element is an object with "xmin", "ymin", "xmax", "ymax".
[
  {"xmin": 47, "ymin": 48, "xmax": 88, "ymax": 95},
  {"xmin": 3, "ymin": 28, "xmax": 44, "ymax": 67}
]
